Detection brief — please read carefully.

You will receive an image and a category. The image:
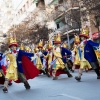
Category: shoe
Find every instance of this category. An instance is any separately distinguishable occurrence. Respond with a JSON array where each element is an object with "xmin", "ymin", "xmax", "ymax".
[
  {"xmin": 75, "ymin": 76, "xmax": 81, "ymax": 81},
  {"xmin": 53, "ymin": 76, "xmax": 58, "ymax": 80},
  {"xmin": 24, "ymin": 81, "xmax": 30, "ymax": 89},
  {"xmin": 47, "ymin": 73, "xmax": 51, "ymax": 77},
  {"xmin": 3, "ymin": 87, "xmax": 8, "ymax": 93},
  {"xmin": 97, "ymin": 76, "xmax": 100, "ymax": 79},
  {"xmin": 68, "ymin": 74, "xmax": 73, "ymax": 78},
  {"xmin": 71, "ymin": 70, "xmax": 74, "ymax": 73},
  {"xmin": 8, "ymin": 82, "xmax": 12, "ymax": 86}
]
